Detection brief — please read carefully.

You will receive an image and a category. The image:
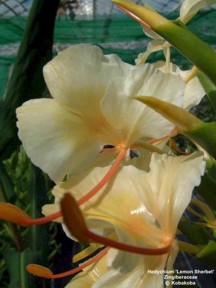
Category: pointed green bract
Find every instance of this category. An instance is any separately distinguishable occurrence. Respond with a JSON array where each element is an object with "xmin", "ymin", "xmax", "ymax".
[
  {"xmin": 135, "ymin": 96, "xmax": 216, "ymax": 159},
  {"xmin": 186, "ymin": 122, "xmax": 216, "ymax": 159},
  {"xmin": 135, "ymin": 96, "xmax": 202, "ymax": 132},
  {"xmin": 197, "ymin": 70, "xmax": 216, "ymax": 113}
]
